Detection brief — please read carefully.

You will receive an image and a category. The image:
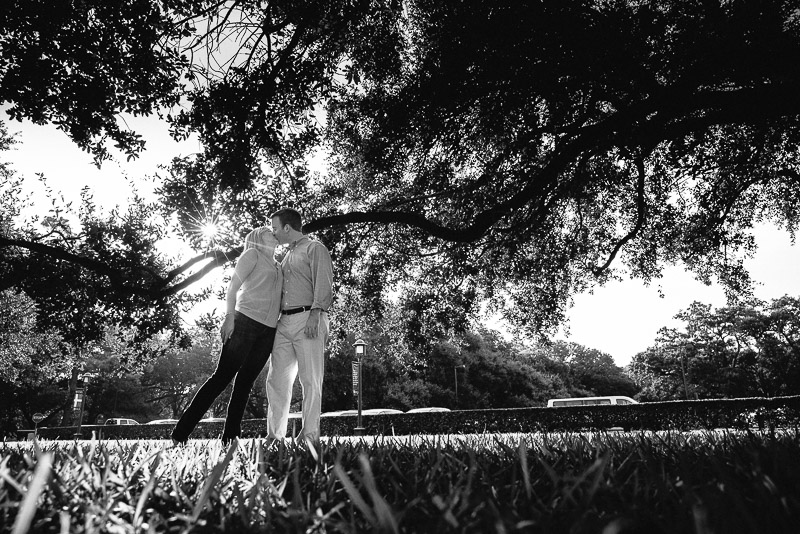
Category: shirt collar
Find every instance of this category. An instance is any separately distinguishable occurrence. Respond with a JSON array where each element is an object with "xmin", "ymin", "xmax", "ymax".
[{"xmin": 288, "ymin": 236, "xmax": 309, "ymax": 250}]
